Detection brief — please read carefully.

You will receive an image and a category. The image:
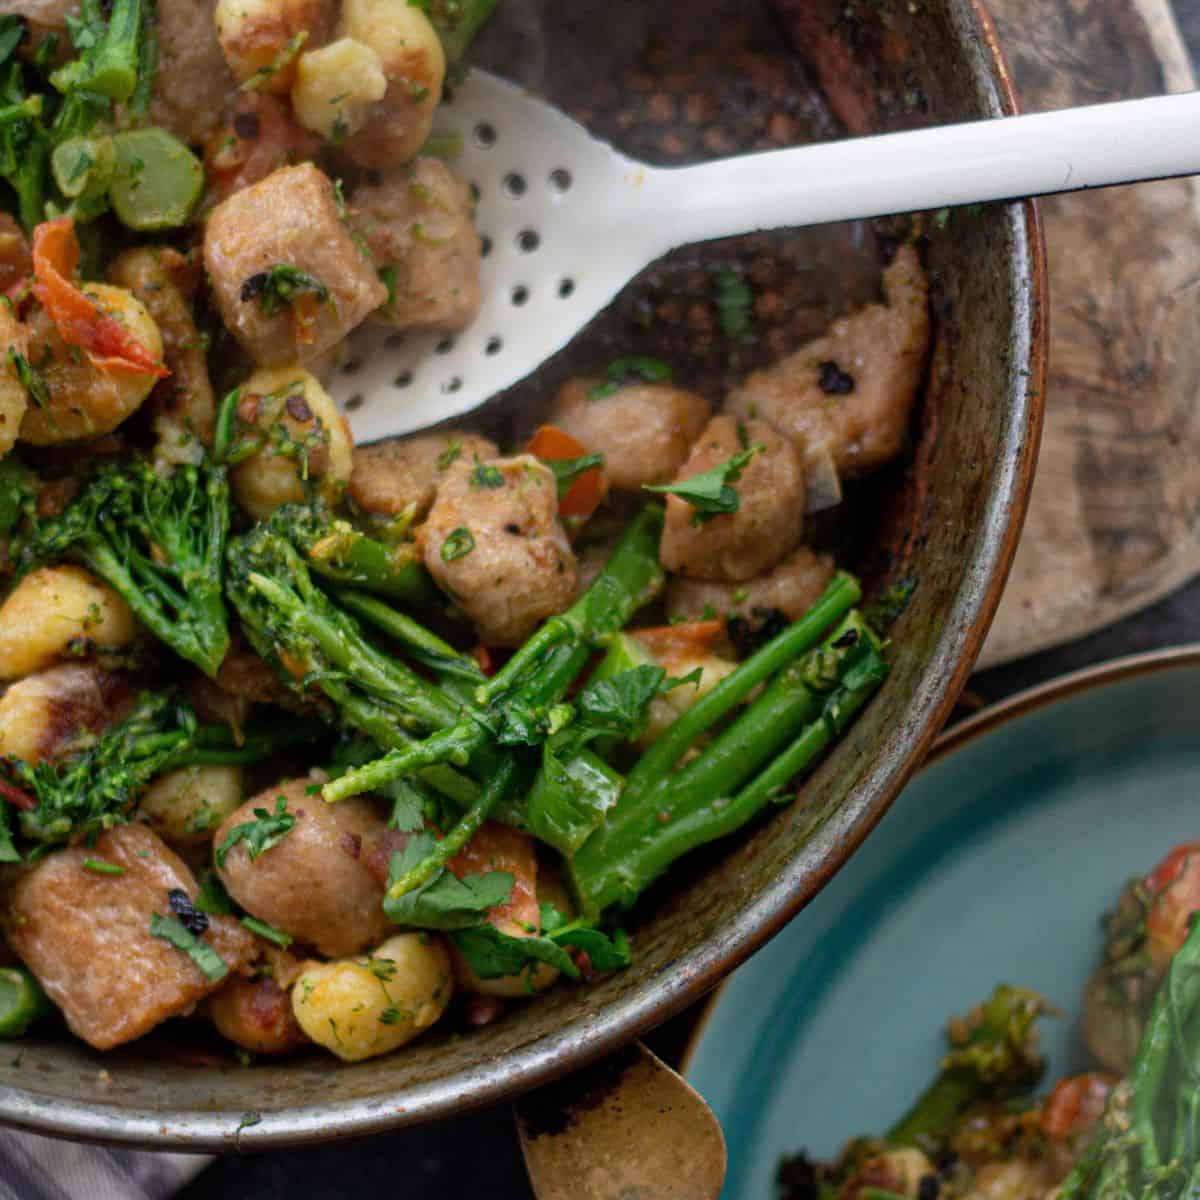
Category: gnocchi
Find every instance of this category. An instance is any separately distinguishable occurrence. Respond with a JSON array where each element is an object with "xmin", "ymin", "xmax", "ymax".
[
  {"xmin": 19, "ymin": 287, "xmax": 164, "ymax": 446},
  {"xmin": 292, "ymin": 38, "xmax": 387, "ymax": 141},
  {"xmin": 137, "ymin": 765, "xmax": 244, "ymax": 849},
  {"xmin": 214, "ymin": 0, "xmax": 336, "ymax": 94},
  {"xmin": 0, "ymin": 566, "xmax": 137, "ymax": 681},
  {"xmin": 228, "ymin": 367, "xmax": 354, "ymax": 521},
  {"xmin": 291, "ymin": 933, "xmax": 453, "ymax": 1062}
]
